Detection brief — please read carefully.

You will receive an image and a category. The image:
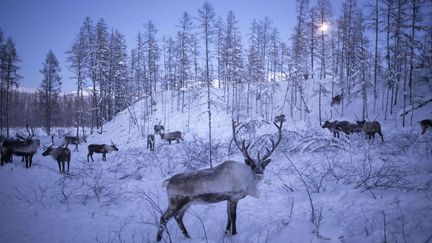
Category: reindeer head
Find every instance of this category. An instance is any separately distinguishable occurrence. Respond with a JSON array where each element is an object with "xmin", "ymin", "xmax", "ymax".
[
  {"xmin": 42, "ymin": 144, "xmax": 54, "ymax": 156},
  {"xmin": 321, "ymin": 113, "xmax": 334, "ymax": 129},
  {"xmin": 356, "ymin": 120, "xmax": 366, "ymax": 127},
  {"xmin": 111, "ymin": 141, "xmax": 119, "ymax": 151},
  {"xmin": 321, "ymin": 120, "xmax": 332, "ymax": 129},
  {"xmin": 232, "ymin": 116, "xmax": 284, "ymax": 180}
]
